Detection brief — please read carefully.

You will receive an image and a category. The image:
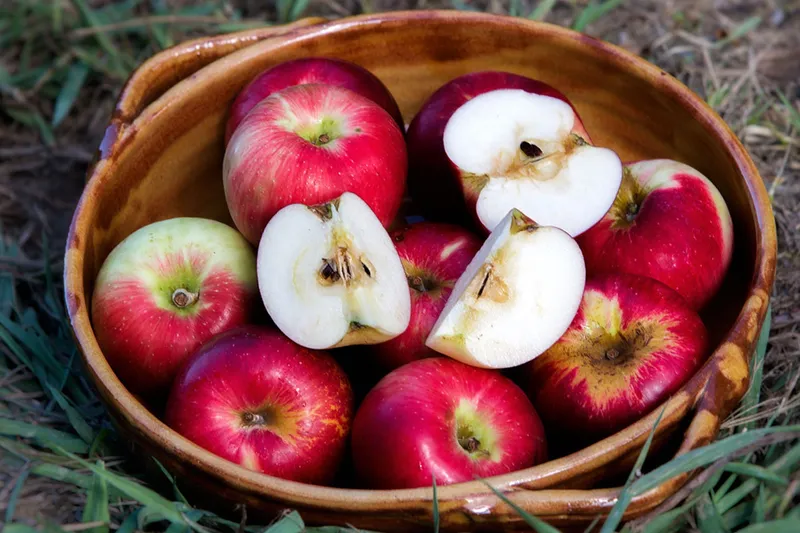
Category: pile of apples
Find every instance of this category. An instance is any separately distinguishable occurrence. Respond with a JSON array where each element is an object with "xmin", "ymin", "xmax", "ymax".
[{"xmin": 91, "ymin": 57, "xmax": 734, "ymax": 490}]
